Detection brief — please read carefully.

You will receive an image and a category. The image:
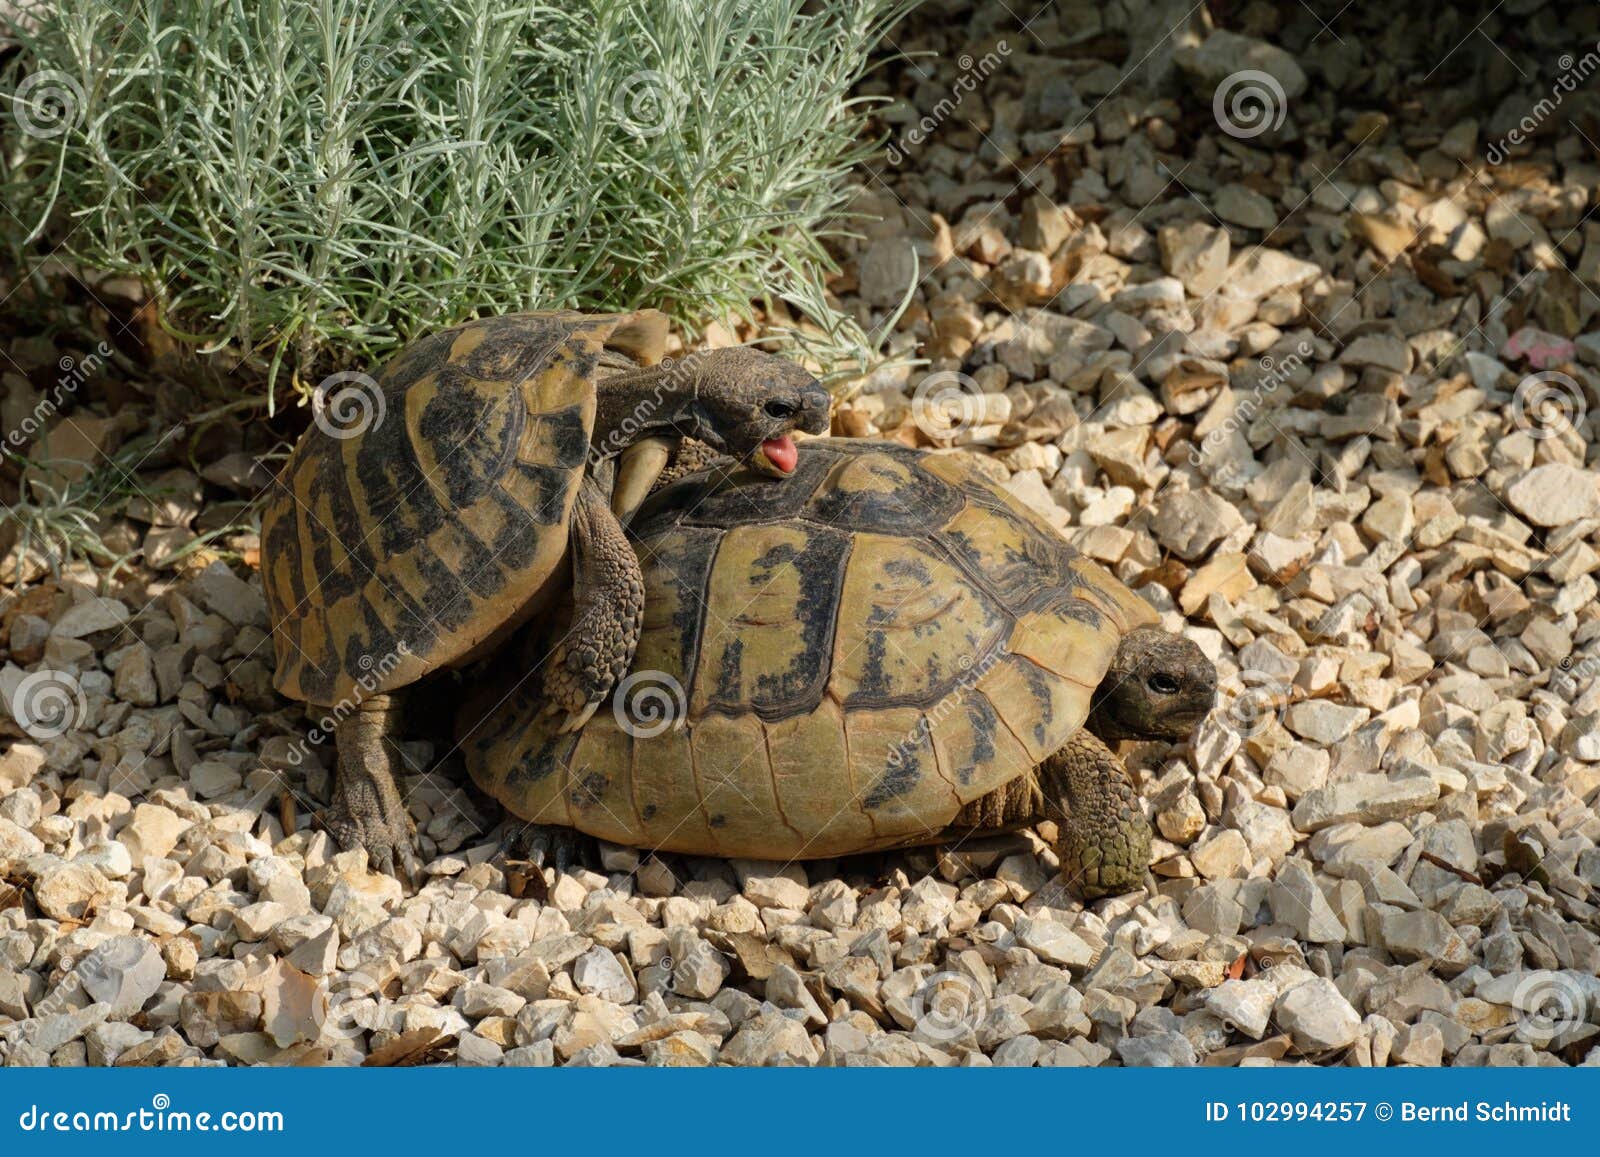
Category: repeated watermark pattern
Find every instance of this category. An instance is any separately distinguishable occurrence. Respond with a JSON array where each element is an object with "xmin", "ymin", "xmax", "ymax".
[
  {"xmin": 312, "ymin": 371, "xmax": 386, "ymax": 440},
  {"xmin": 613, "ymin": 669, "xmax": 687, "ymax": 738},
  {"xmin": 587, "ymin": 354, "xmax": 696, "ymax": 468},
  {"xmin": 321, "ymin": 971, "xmax": 386, "ymax": 1041},
  {"xmin": 7, "ymin": 342, "xmax": 115, "ymax": 448},
  {"xmin": 1212, "ymin": 69, "xmax": 1288, "ymax": 139},
  {"xmin": 8, "ymin": 669, "xmax": 88, "ymax": 740},
  {"xmin": 278, "ymin": 642, "xmax": 411, "ymax": 765},
  {"xmin": 657, "ymin": 939, "xmax": 725, "ymax": 995},
  {"xmin": 885, "ymin": 651, "xmax": 1002, "ymax": 769},
  {"xmin": 1219, "ymin": 677, "xmax": 1293, "ymax": 741},
  {"xmin": 1187, "ymin": 342, "xmax": 1314, "ymax": 468},
  {"xmin": 1509, "ymin": 370, "xmax": 1588, "ymax": 442},
  {"xmin": 908, "ymin": 969, "xmax": 987, "ymax": 1041},
  {"xmin": 884, "ymin": 42, "xmax": 1010, "ymax": 167},
  {"xmin": 3, "ymin": 0, "xmax": 1598, "ymax": 1078},
  {"xmin": 9, "ymin": 68, "xmax": 85, "ymax": 139},
  {"xmin": 909, "ymin": 369, "xmax": 985, "ymax": 442},
  {"xmin": 1509, "ymin": 972, "xmax": 1591, "ymax": 1046},
  {"xmin": 1484, "ymin": 42, "xmax": 1600, "ymax": 164},
  {"xmin": 356, "ymin": 44, "xmax": 410, "ymax": 79},
  {"xmin": 613, "ymin": 69, "xmax": 686, "ymax": 139}
]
